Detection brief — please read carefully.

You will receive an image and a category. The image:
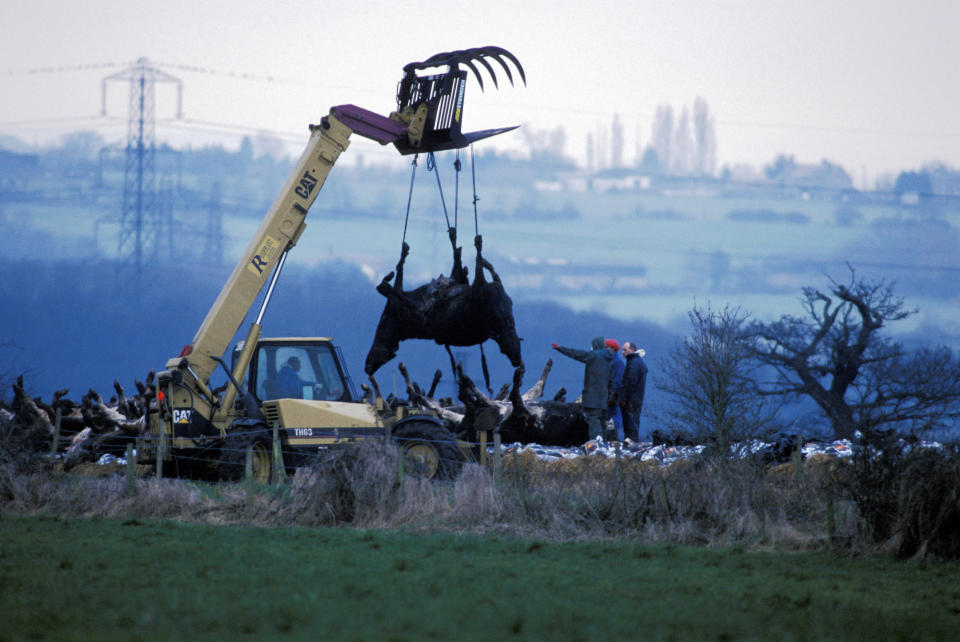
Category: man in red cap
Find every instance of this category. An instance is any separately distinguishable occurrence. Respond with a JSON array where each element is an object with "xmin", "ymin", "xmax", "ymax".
[{"xmin": 604, "ymin": 339, "xmax": 625, "ymax": 440}]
